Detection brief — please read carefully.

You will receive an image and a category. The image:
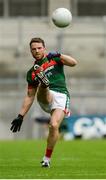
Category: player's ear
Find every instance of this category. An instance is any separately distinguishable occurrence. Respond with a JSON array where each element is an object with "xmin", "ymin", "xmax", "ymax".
[
  {"xmin": 44, "ymin": 47, "xmax": 46, "ymax": 52},
  {"xmin": 30, "ymin": 46, "xmax": 32, "ymax": 52}
]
